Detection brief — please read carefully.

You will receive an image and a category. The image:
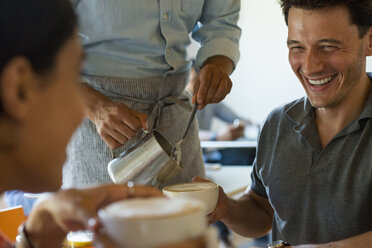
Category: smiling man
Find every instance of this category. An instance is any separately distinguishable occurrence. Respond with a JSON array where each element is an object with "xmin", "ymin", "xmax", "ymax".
[{"xmin": 200, "ymin": 0, "xmax": 372, "ymax": 247}]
